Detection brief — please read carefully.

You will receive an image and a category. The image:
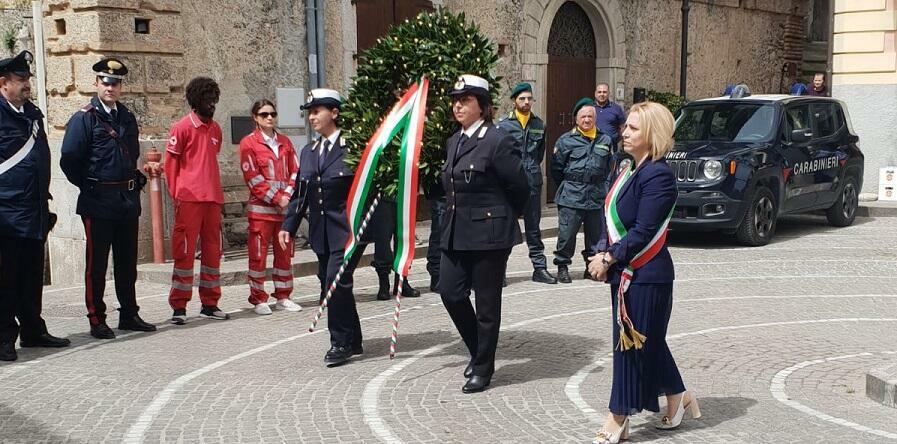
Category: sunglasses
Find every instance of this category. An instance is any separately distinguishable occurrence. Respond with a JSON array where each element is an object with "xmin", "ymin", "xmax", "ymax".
[{"xmin": 256, "ymin": 112, "xmax": 278, "ymax": 118}]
